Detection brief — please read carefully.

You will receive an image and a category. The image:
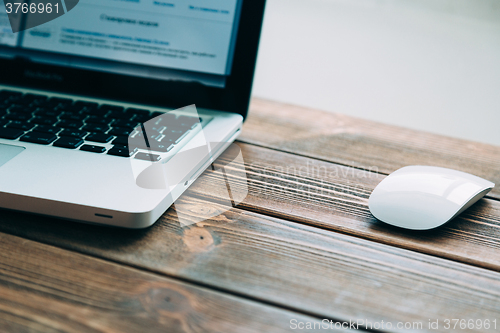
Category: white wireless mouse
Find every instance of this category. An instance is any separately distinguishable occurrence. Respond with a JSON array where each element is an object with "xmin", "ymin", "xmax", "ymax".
[{"xmin": 369, "ymin": 166, "xmax": 495, "ymax": 230}]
